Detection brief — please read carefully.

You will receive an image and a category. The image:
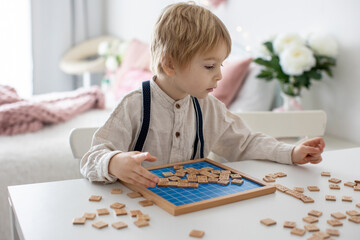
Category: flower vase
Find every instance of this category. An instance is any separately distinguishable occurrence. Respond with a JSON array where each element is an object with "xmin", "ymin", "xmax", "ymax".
[{"xmin": 274, "ymin": 92, "xmax": 303, "ymax": 112}]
